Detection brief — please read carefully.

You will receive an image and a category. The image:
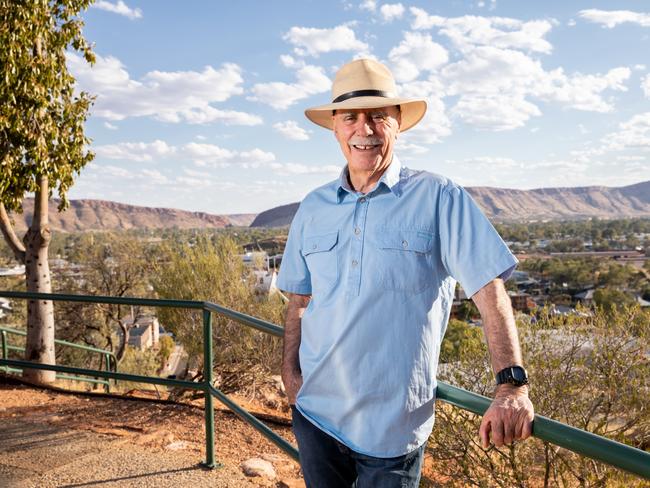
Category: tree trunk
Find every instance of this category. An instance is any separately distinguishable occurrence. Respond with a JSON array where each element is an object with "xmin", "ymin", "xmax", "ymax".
[
  {"xmin": 23, "ymin": 176, "xmax": 56, "ymax": 384},
  {"xmin": 116, "ymin": 319, "xmax": 129, "ymax": 364}
]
